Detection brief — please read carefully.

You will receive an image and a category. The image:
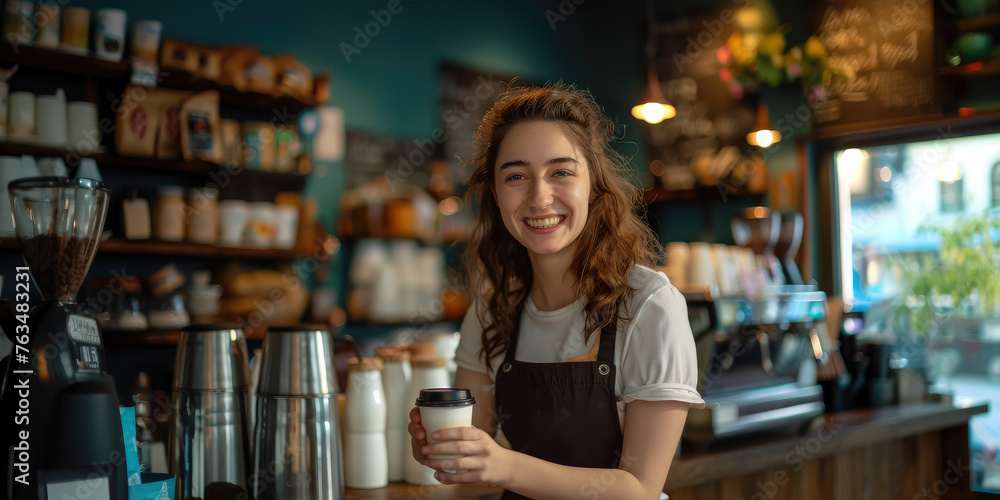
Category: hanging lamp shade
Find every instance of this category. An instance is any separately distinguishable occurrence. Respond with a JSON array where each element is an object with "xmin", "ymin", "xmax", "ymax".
[
  {"xmin": 746, "ymin": 102, "xmax": 781, "ymax": 148},
  {"xmin": 631, "ymin": 66, "xmax": 676, "ymax": 124}
]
